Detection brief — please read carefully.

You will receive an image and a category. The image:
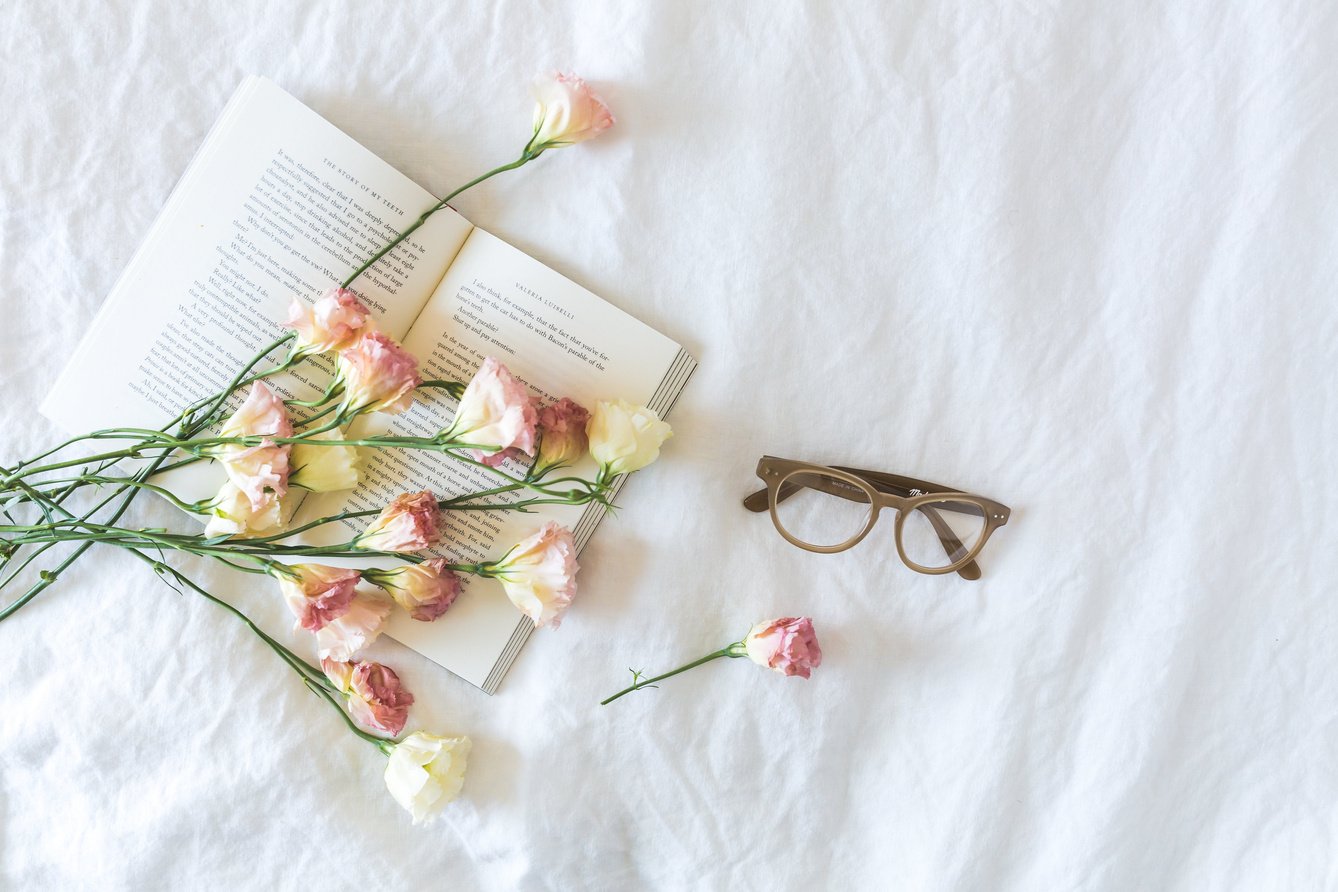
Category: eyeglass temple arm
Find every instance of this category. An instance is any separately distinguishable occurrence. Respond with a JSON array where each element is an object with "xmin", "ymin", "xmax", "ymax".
[{"xmin": 741, "ymin": 475, "xmax": 982, "ymax": 581}]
